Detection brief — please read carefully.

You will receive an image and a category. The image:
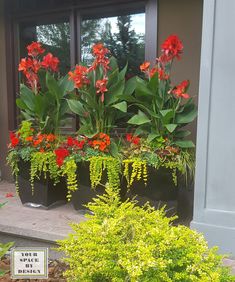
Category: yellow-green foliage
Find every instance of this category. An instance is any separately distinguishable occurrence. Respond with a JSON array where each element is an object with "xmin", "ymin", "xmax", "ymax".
[
  {"xmin": 30, "ymin": 152, "xmax": 60, "ymax": 193},
  {"xmin": 123, "ymin": 158, "xmax": 148, "ymax": 188},
  {"xmin": 89, "ymin": 157, "xmax": 121, "ymax": 189},
  {"xmin": 17, "ymin": 121, "xmax": 33, "ymax": 140},
  {"xmin": 61, "ymin": 158, "xmax": 78, "ymax": 200},
  {"xmin": 6, "ymin": 150, "xmax": 19, "ymax": 194},
  {"xmin": 58, "ymin": 186, "xmax": 235, "ymax": 282}
]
